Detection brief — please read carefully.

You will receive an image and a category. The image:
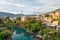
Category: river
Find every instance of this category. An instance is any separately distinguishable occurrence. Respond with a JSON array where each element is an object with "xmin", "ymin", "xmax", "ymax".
[{"xmin": 11, "ymin": 27, "xmax": 36, "ymax": 40}]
